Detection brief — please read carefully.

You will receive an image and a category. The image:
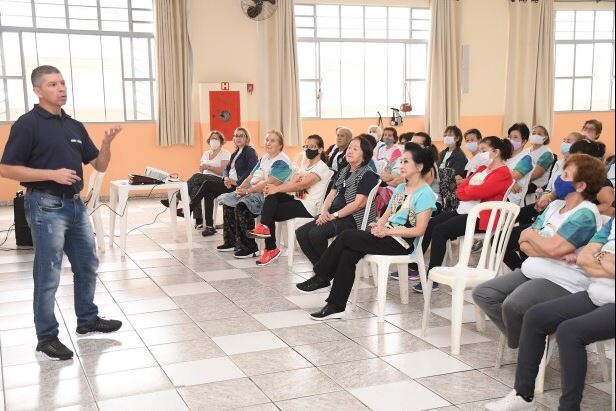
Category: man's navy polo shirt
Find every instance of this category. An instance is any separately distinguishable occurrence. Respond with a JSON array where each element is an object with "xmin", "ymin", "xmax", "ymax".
[{"xmin": 1, "ymin": 104, "xmax": 99, "ymax": 193}]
